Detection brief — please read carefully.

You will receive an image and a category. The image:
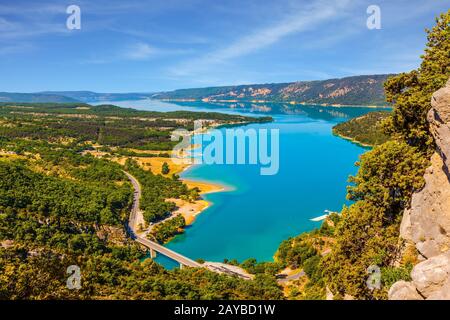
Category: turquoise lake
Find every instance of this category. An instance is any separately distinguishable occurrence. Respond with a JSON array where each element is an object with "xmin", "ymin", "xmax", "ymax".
[{"xmin": 95, "ymin": 100, "xmax": 386, "ymax": 268}]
